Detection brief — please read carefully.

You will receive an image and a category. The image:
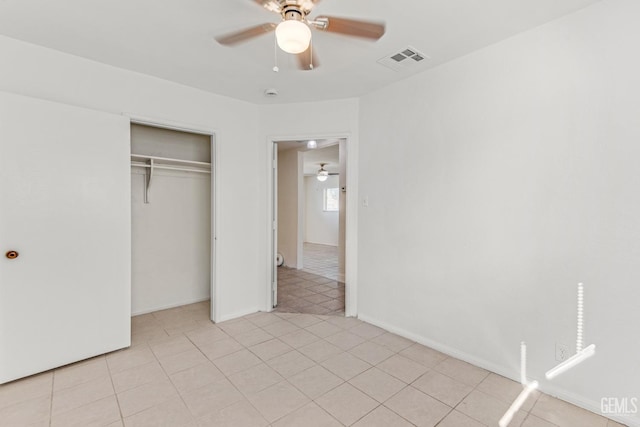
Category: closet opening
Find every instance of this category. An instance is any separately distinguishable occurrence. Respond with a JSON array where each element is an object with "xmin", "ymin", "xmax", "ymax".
[{"xmin": 130, "ymin": 122, "xmax": 216, "ymax": 325}]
